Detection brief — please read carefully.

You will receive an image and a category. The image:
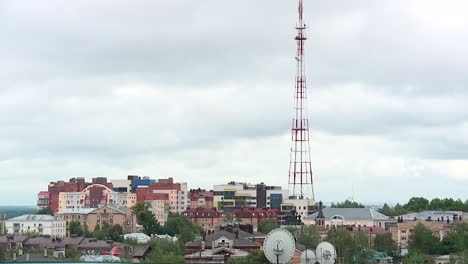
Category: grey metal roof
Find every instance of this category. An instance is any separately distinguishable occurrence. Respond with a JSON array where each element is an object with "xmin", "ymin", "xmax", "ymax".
[
  {"xmin": 399, "ymin": 211, "xmax": 460, "ymax": 221},
  {"xmin": 304, "ymin": 208, "xmax": 390, "ymax": 221},
  {"xmin": 56, "ymin": 208, "xmax": 95, "ymax": 215},
  {"xmin": 185, "ymin": 230, "xmax": 260, "ymax": 249},
  {"xmin": 7, "ymin": 214, "xmax": 62, "ymax": 221}
]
